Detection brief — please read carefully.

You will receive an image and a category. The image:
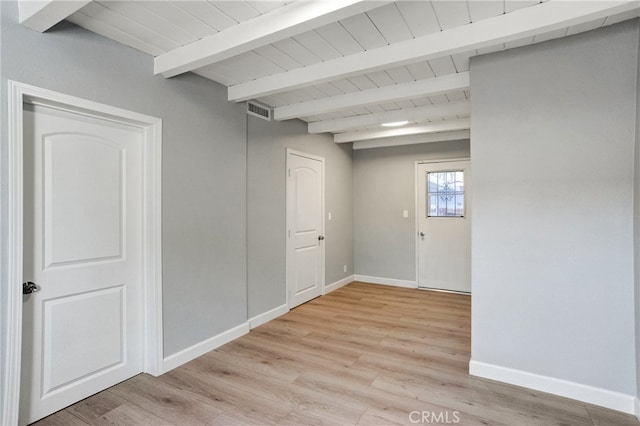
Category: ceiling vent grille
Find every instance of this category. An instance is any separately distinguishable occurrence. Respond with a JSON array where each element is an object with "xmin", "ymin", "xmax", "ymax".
[{"xmin": 247, "ymin": 101, "xmax": 272, "ymax": 121}]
